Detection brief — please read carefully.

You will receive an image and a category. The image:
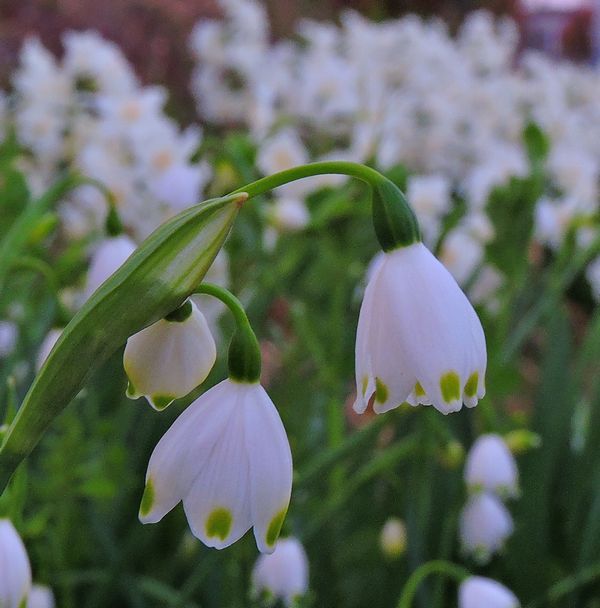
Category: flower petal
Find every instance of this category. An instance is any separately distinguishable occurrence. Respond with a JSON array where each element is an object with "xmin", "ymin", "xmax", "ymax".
[
  {"xmin": 140, "ymin": 379, "xmax": 234, "ymax": 524},
  {"xmin": 182, "ymin": 382, "xmax": 253, "ymax": 549},
  {"xmin": 243, "ymin": 384, "xmax": 293, "ymax": 553}
]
